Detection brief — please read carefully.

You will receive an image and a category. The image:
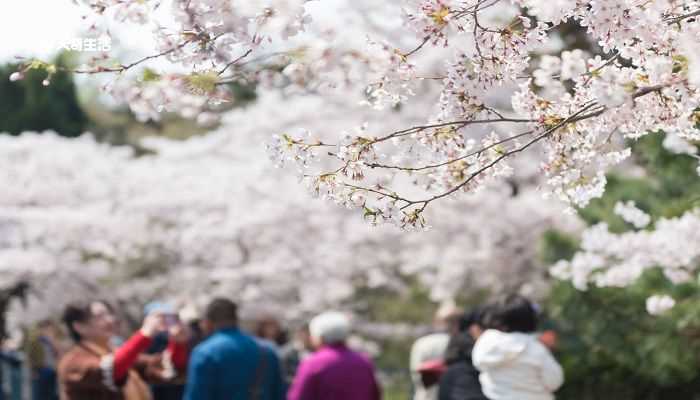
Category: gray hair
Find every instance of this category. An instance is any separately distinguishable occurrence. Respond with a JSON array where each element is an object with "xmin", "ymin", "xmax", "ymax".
[{"xmin": 309, "ymin": 311, "xmax": 350, "ymax": 344}]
